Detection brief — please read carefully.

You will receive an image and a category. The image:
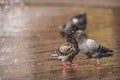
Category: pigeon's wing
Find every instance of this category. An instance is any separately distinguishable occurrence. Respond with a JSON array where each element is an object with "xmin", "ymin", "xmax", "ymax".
[
  {"xmin": 60, "ymin": 21, "xmax": 73, "ymax": 37},
  {"xmin": 50, "ymin": 42, "xmax": 73, "ymax": 60},
  {"xmin": 58, "ymin": 42, "xmax": 75, "ymax": 56},
  {"xmin": 64, "ymin": 21, "xmax": 74, "ymax": 34},
  {"xmin": 86, "ymin": 39, "xmax": 100, "ymax": 52},
  {"xmin": 86, "ymin": 39, "xmax": 113, "ymax": 52}
]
